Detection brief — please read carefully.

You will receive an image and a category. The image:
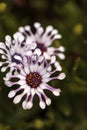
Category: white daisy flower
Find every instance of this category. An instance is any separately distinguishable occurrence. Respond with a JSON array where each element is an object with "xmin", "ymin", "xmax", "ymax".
[
  {"xmin": 18, "ymin": 22, "xmax": 65, "ymax": 71},
  {"xmin": 0, "ymin": 32, "xmax": 34, "ymax": 73},
  {"xmin": 4, "ymin": 54, "xmax": 66, "ymax": 109}
]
